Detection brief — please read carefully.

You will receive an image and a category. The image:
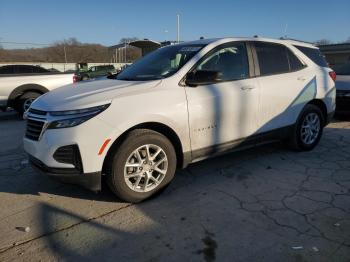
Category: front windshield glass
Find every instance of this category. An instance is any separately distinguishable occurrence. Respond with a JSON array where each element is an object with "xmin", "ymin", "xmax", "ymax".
[{"xmin": 117, "ymin": 44, "xmax": 205, "ymax": 81}]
